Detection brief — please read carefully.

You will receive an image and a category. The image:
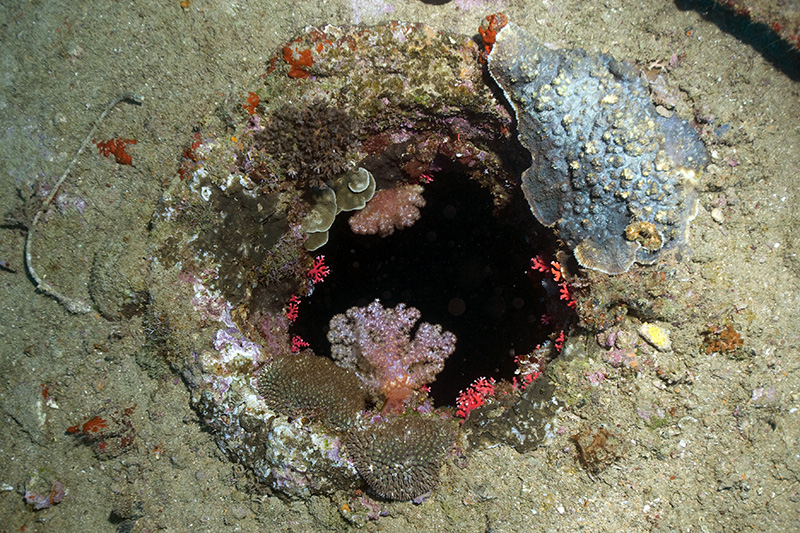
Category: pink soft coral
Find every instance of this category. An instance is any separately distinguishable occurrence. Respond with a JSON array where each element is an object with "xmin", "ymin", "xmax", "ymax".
[
  {"xmin": 348, "ymin": 184, "xmax": 426, "ymax": 237},
  {"xmin": 327, "ymin": 299, "xmax": 456, "ymax": 413}
]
